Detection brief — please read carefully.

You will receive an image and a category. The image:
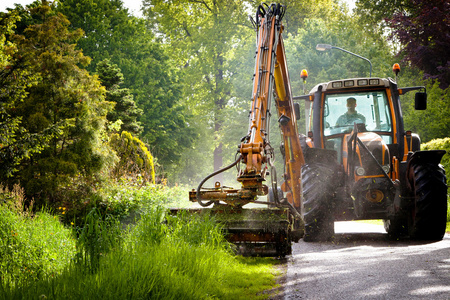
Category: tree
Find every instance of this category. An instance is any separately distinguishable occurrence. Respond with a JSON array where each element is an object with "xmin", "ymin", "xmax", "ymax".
[
  {"xmin": 387, "ymin": 0, "xmax": 449, "ymax": 88},
  {"xmin": 275, "ymin": 0, "xmax": 342, "ymax": 35},
  {"xmin": 2, "ymin": 2, "xmax": 116, "ymax": 204},
  {"xmin": 355, "ymin": 0, "xmax": 414, "ymax": 27},
  {"xmin": 403, "ymin": 82, "xmax": 450, "ymax": 142},
  {"xmin": 96, "ymin": 59, "xmax": 143, "ymax": 135},
  {"xmin": 0, "ymin": 10, "xmax": 46, "ymax": 179},
  {"xmin": 143, "ymin": 0, "xmax": 252, "ymax": 182},
  {"xmin": 284, "ymin": 16, "xmax": 395, "ymax": 99},
  {"xmin": 57, "ymin": 0, "xmax": 195, "ymax": 176},
  {"xmin": 356, "ymin": 0, "xmax": 450, "ymax": 88}
]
